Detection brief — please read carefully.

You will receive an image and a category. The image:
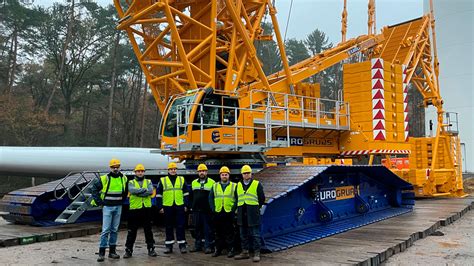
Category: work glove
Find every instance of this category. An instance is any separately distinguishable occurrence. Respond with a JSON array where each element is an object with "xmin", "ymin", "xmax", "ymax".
[{"xmin": 91, "ymin": 199, "xmax": 103, "ymax": 207}]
